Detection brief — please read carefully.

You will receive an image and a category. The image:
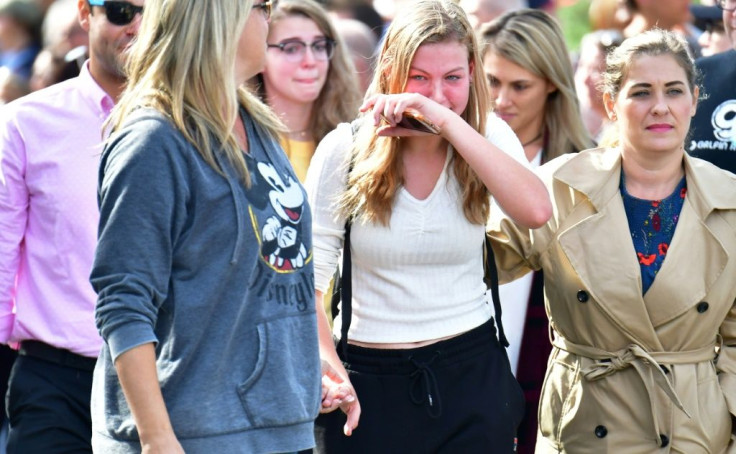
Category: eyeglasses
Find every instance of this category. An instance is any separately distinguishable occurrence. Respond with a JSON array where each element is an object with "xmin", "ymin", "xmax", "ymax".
[
  {"xmin": 252, "ymin": 1, "xmax": 273, "ymax": 21},
  {"xmin": 267, "ymin": 38, "xmax": 336, "ymax": 63},
  {"xmin": 716, "ymin": 0, "xmax": 736, "ymax": 11},
  {"xmin": 88, "ymin": 0, "xmax": 143, "ymax": 26}
]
